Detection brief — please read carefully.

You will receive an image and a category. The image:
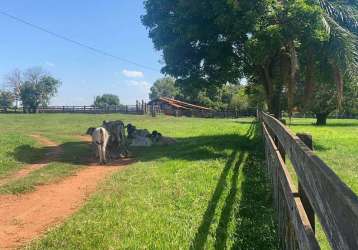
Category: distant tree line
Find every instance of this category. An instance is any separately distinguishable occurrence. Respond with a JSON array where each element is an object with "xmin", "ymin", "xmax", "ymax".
[
  {"xmin": 93, "ymin": 94, "xmax": 122, "ymax": 108},
  {"xmin": 150, "ymin": 77, "xmax": 278, "ymax": 112}
]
